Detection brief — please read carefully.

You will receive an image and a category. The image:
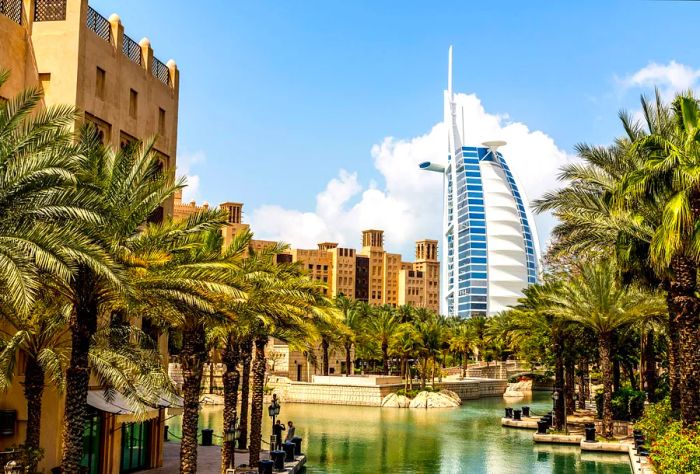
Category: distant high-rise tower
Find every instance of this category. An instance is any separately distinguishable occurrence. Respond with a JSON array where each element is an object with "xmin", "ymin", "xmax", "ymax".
[{"xmin": 420, "ymin": 47, "xmax": 540, "ymax": 317}]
